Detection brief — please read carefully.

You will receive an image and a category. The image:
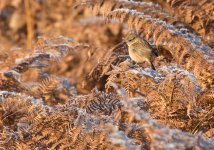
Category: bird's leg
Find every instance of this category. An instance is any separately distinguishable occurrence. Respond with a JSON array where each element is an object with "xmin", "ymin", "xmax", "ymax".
[
  {"xmin": 150, "ymin": 61, "xmax": 156, "ymax": 70},
  {"xmin": 146, "ymin": 61, "xmax": 156, "ymax": 70},
  {"xmin": 138, "ymin": 60, "xmax": 156, "ymax": 70}
]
